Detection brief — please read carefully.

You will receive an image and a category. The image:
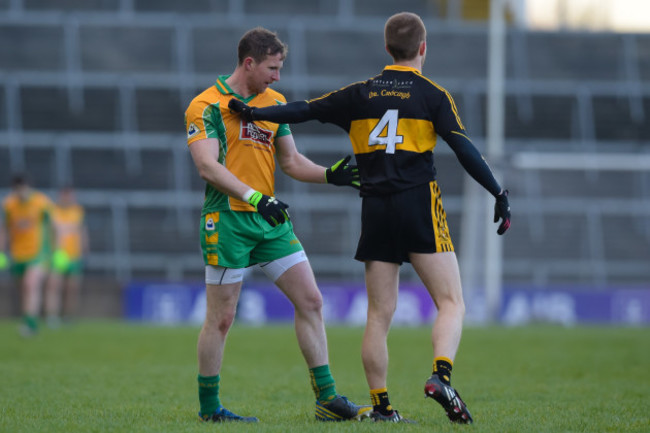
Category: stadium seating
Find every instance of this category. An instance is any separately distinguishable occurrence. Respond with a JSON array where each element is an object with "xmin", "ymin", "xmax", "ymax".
[
  {"xmin": 69, "ymin": 148, "xmax": 176, "ymax": 190},
  {"xmin": 0, "ymin": 25, "xmax": 65, "ymax": 71},
  {"xmin": 525, "ymin": 33, "xmax": 623, "ymax": 80},
  {"xmin": 0, "ymin": 0, "xmax": 648, "ymax": 287},
  {"xmin": 21, "ymin": 0, "xmax": 120, "ymax": 12}
]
